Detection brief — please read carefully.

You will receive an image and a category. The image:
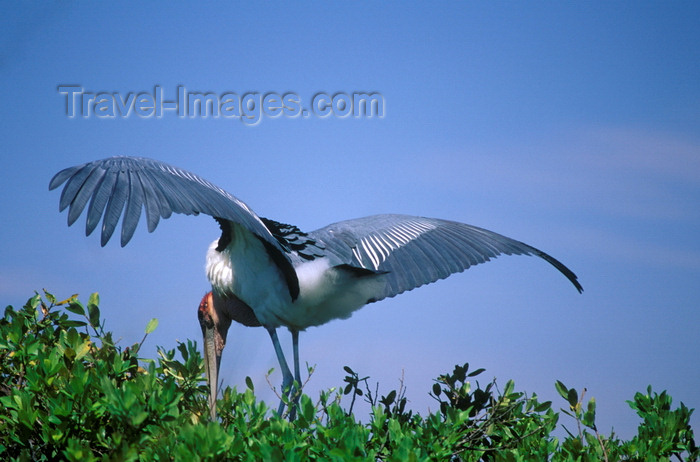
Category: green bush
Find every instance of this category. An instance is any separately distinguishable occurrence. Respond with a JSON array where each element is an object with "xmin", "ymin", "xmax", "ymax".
[{"xmin": 0, "ymin": 292, "xmax": 697, "ymax": 461}]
